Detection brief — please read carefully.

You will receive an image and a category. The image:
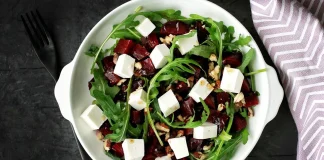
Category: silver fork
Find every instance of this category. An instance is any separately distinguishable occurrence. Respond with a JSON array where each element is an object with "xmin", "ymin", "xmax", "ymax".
[{"xmin": 21, "ymin": 10, "xmax": 91, "ymax": 160}]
